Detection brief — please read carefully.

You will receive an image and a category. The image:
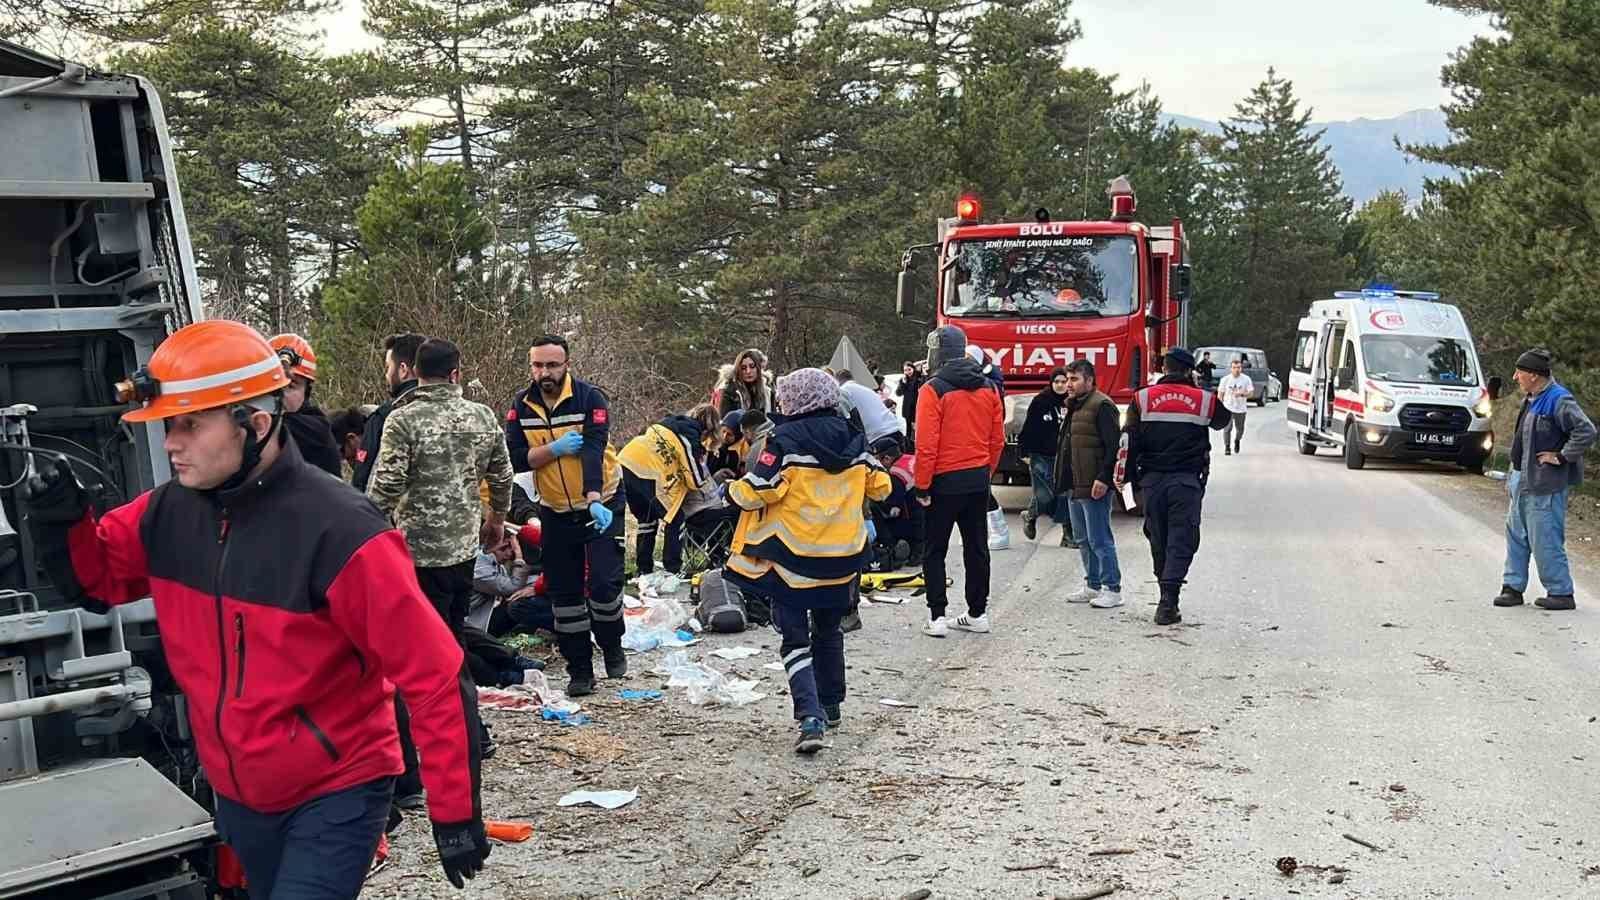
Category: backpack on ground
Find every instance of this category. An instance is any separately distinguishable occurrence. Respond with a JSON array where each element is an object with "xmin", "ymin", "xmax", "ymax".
[{"xmin": 696, "ymin": 569, "xmax": 750, "ymax": 633}]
